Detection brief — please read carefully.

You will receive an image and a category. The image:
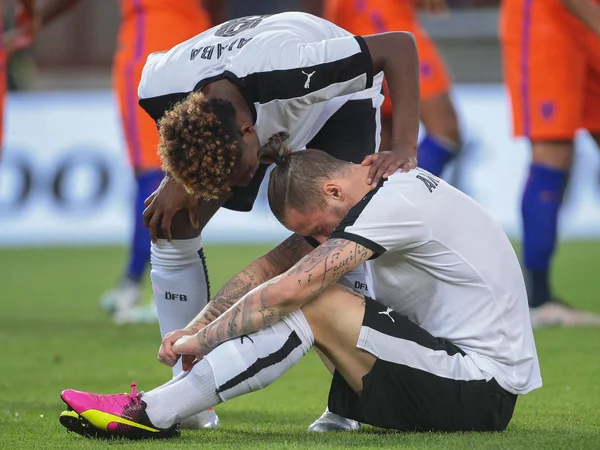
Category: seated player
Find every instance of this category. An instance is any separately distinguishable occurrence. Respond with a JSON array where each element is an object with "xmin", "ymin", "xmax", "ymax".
[{"xmin": 58, "ymin": 147, "xmax": 541, "ymax": 439}]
